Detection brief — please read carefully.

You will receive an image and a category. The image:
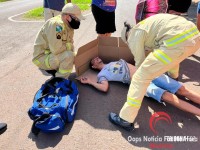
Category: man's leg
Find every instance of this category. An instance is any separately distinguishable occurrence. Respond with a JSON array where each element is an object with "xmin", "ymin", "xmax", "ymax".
[
  {"xmin": 167, "ymin": 64, "xmax": 179, "ymax": 80},
  {"xmin": 110, "ymin": 37, "xmax": 200, "ymax": 130},
  {"xmin": 176, "ymin": 85, "xmax": 200, "ymax": 105},
  {"xmin": 44, "ymin": 8, "xmax": 53, "ymax": 21},
  {"xmin": 52, "ymin": 10, "xmax": 62, "ymax": 18},
  {"xmin": 118, "ymin": 52, "xmax": 183, "ymax": 124},
  {"xmin": 162, "ymin": 91, "xmax": 200, "ymax": 116},
  {"xmin": 33, "ymin": 54, "xmax": 58, "ymax": 77},
  {"xmin": 53, "ymin": 51, "xmax": 74, "ymax": 79}
]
